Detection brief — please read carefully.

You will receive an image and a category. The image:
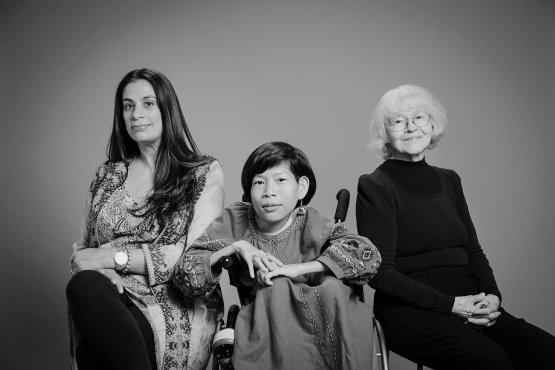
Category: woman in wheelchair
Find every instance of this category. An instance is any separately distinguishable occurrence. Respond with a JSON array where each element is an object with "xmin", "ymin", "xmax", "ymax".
[
  {"xmin": 357, "ymin": 85, "xmax": 555, "ymax": 369},
  {"xmin": 173, "ymin": 141, "xmax": 381, "ymax": 370}
]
